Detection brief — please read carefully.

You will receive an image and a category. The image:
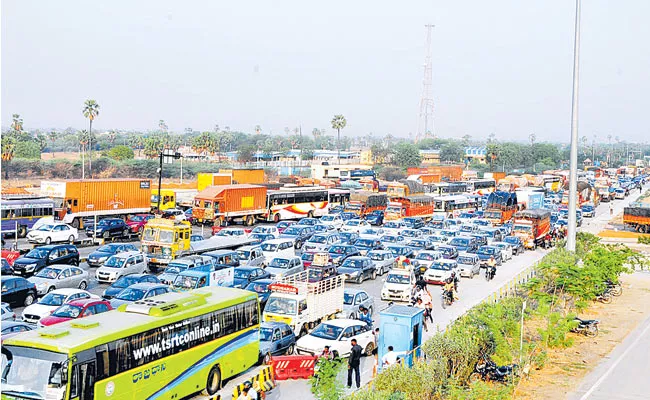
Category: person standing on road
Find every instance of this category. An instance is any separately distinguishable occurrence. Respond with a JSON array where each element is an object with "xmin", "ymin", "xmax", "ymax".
[
  {"xmin": 381, "ymin": 346, "xmax": 408, "ymax": 368},
  {"xmin": 347, "ymin": 339, "xmax": 363, "ymax": 389}
]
